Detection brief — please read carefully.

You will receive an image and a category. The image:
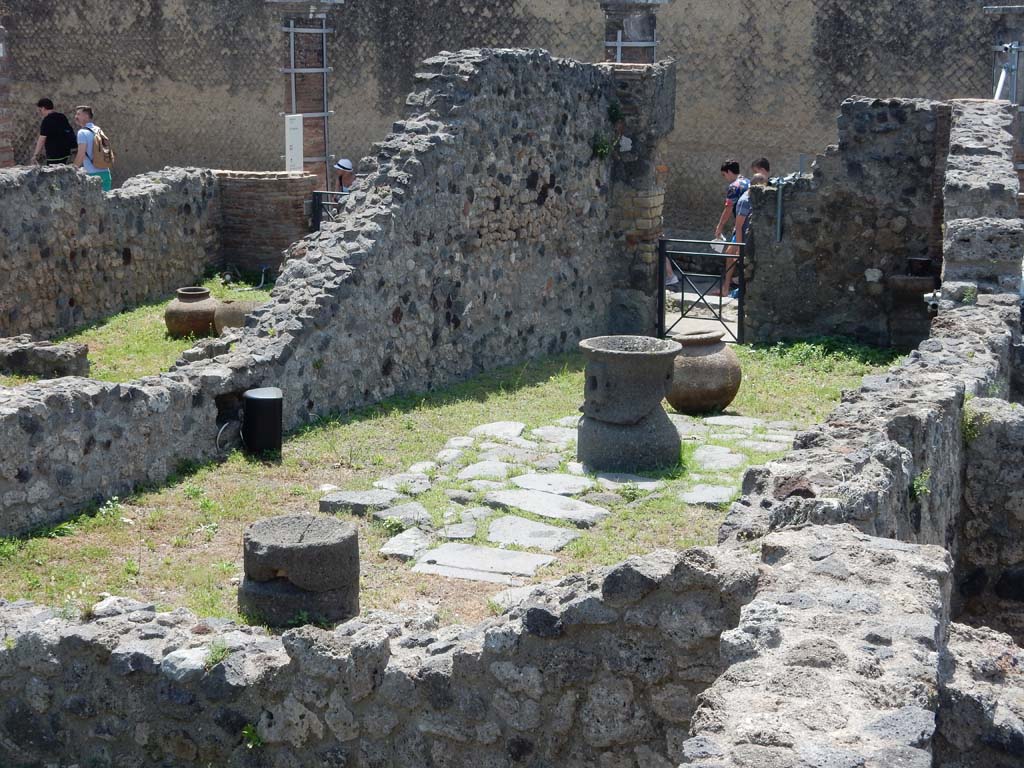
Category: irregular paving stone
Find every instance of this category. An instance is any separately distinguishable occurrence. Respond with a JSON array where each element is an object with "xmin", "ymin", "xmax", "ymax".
[
  {"xmin": 478, "ymin": 445, "xmax": 539, "ymax": 463},
  {"xmin": 556, "ymin": 415, "xmax": 581, "ymax": 428},
  {"xmin": 319, "ymin": 490, "xmax": 404, "ymax": 515},
  {"xmin": 468, "ymin": 481, "xmax": 506, "ymax": 493},
  {"xmin": 379, "ymin": 528, "xmax": 431, "ymax": 561},
  {"xmin": 434, "ymin": 448, "xmax": 464, "ymax": 464},
  {"xmin": 372, "ymin": 502, "xmax": 433, "ymax": 530},
  {"xmin": 680, "ymin": 485, "xmax": 737, "ymax": 505},
  {"xmin": 511, "ymin": 473, "xmax": 595, "ymax": 496},
  {"xmin": 444, "ymin": 489, "xmax": 474, "ymax": 504},
  {"xmin": 469, "ymin": 422, "xmax": 526, "ymax": 440},
  {"xmin": 318, "ymin": 483, "xmax": 340, "ymax": 493},
  {"xmin": 594, "ymin": 473, "xmax": 665, "ymax": 492},
  {"xmin": 703, "ymin": 415, "xmax": 765, "ymax": 429},
  {"xmin": 531, "ymin": 453, "xmax": 564, "ymax": 471},
  {"xmin": 413, "ymin": 543, "xmax": 555, "ymax": 584},
  {"xmin": 767, "ymin": 420, "xmax": 796, "ymax": 430},
  {"xmin": 580, "ymin": 491, "xmax": 624, "ymax": 507},
  {"xmin": 530, "ymin": 426, "xmax": 577, "ymax": 447},
  {"xmin": 738, "ymin": 440, "xmax": 788, "ymax": 453},
  {"xmin": 668, "ymin": 415, "xmax": 710, "ymax": 437},
  {"xmin": 373, "ymin": 472, "xmax": 432, "ymax": 495},
  {"xmin": 457, "ymin": 461, "xmax": 514, "ymax": 481},
  {"xmin": 460, "ymin": 506, "xmax": 494, "ymax": 522},
  {"xmin": 243, "ymin": 515, "xmax": 359, "ymax": 592},
  {"xmin": 565, "ymin": 461, "xmax": 586, "ymax": 475},
  {"xmin": 438, "ymin": 523, "xmax": 477, "ymax": 540},
  {"xmin": 445, "ymin": 437, "xmax": 475, "ymax": 449},
  {"xmin": 407, "ymin": 461, "xmax": 437, "ymax": 474},
  {"xmin": 762, "ymin": 432, "xmax": 797, "ymax": 443},
  {"xmin": 484, "ymin": 489, "xmax": 609, "ymax": 527},
  {"xmin": 487, "ymin": 516, "xmax": 580, "ymax": 552},
  {"xmin": 692, "ymin": 445, "xmax": 746, "ymax": 470}
]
